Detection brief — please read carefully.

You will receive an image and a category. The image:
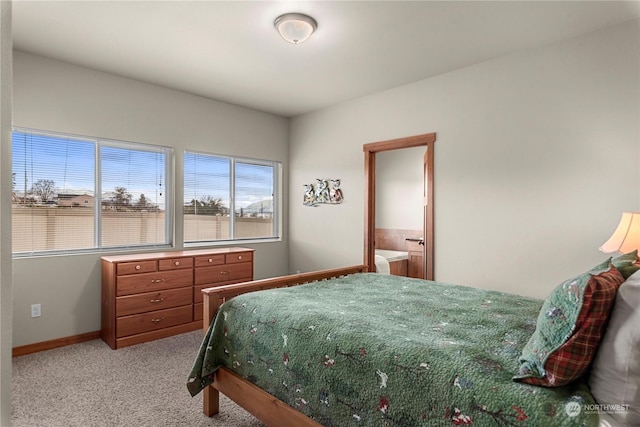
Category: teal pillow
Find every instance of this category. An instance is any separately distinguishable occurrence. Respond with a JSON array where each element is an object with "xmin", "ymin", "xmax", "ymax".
[
  {"xmin": 611, "ymin": 250, "xmax": 640, "ymax": 279},
  {"xmin": 514, "ymin": 259, "xmax": 625, "ymax": 387}
]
